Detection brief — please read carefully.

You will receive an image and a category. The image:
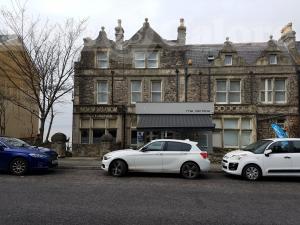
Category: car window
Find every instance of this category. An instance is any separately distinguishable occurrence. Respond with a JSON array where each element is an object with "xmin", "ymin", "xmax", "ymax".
[
  {"xmin": 291, "ymin": 141, "xmax": 300, "ymax": 153},
  {"xmin": 145, "ymin": 141, "xmax": 164, "ymax": 151},
  {"xmin": 165, "ymin": 142, "xmax": 191, "ymax": 152},
  {"xmin": 269, "ymin": 141, "xmax": 291, "ymax": 154}
]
